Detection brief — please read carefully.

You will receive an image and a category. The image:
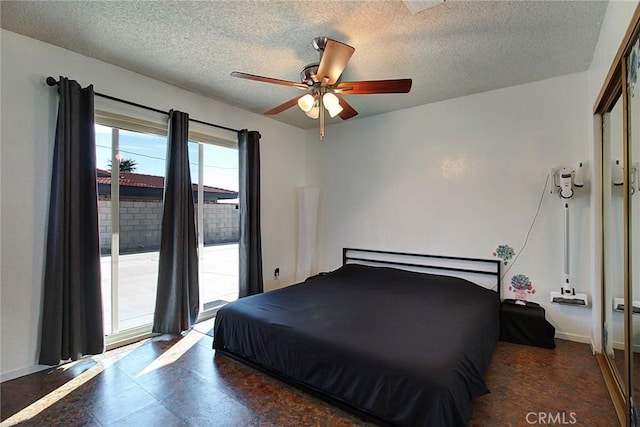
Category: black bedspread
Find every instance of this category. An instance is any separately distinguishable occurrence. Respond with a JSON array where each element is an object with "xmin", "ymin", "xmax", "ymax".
[{"xmin": 213, "ymin": 264, "xmax": 500, "ymax": 426}]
